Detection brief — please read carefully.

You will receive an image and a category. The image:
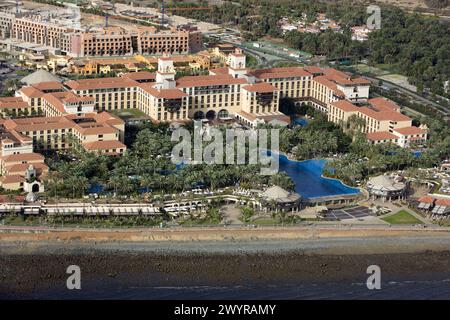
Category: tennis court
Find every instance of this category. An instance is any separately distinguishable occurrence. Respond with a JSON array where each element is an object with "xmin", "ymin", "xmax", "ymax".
[{"xmin": 324, "ymin": 206, "xmax": 374, "ymax": 221}]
